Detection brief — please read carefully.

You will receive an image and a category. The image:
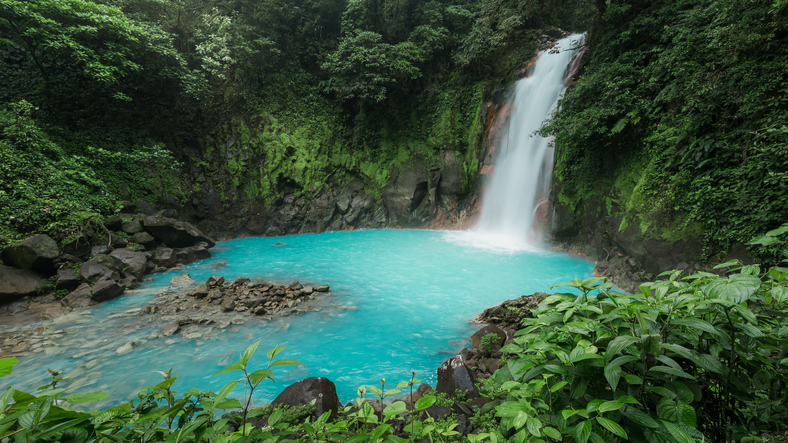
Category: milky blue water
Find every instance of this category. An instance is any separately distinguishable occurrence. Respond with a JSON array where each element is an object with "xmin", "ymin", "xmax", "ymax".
[{"xmin": 2, "ymin": 229, "xmax": 593, "ymax": 408}]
